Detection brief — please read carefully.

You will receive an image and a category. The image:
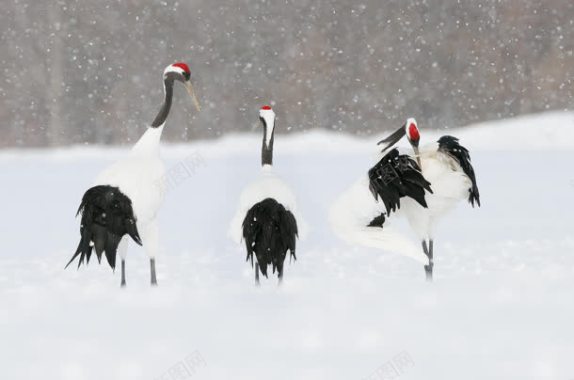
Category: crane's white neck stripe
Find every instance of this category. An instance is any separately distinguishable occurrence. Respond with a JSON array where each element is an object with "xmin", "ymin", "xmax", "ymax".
[
  {"xmin": 265, "ymin": 119, "xmax": 275, "ymax": 147},
  {"xmin": 259, "ymin": 109, "xmax": 275, "ymax": 147},
  {"xmin": 164, "ymin": 65, "xmax": 185, "ymax": 77}
]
